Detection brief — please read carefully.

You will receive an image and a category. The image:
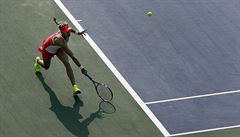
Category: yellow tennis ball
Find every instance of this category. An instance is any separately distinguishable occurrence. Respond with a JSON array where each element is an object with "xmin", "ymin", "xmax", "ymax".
[{"xmin": 147, "ymin": 11, "xmax": 153, "ymax": 16}]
